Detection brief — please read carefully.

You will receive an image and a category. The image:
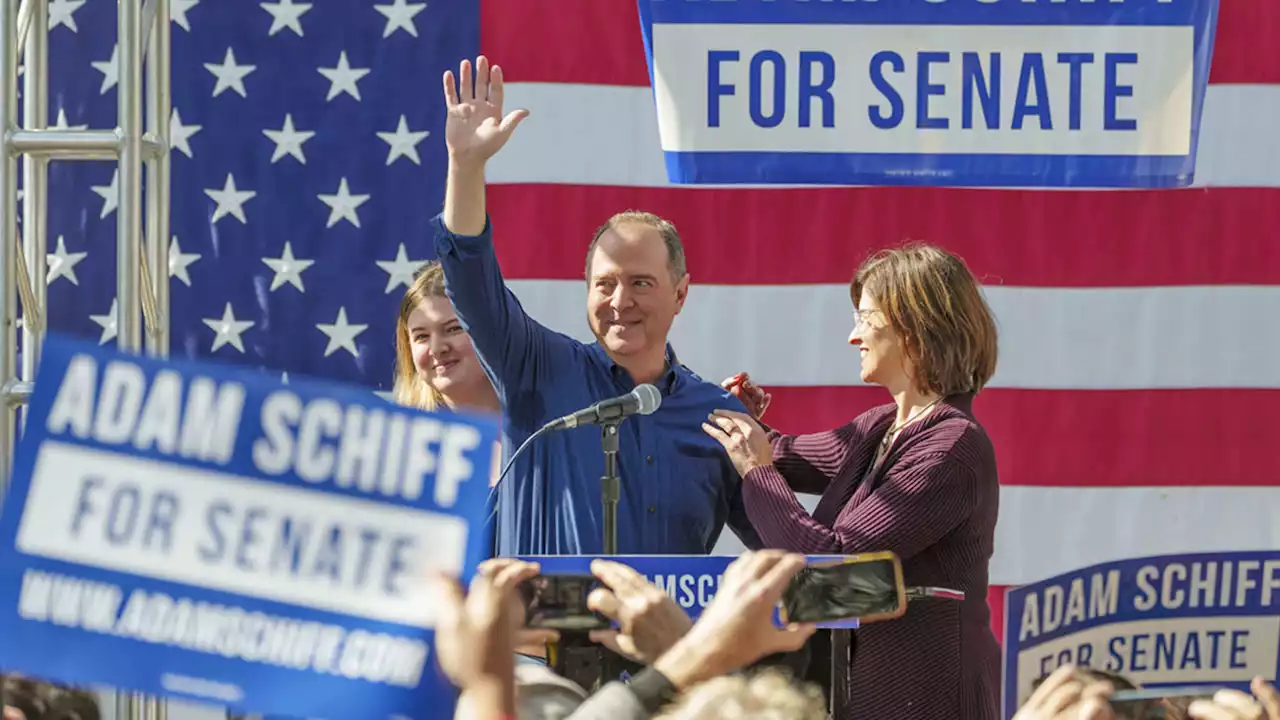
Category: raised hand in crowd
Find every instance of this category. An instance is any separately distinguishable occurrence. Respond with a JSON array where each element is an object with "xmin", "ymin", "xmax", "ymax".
[
  {"xmin": 554, "ymin": 551, "xmax": 820, "ymax": 720},
  {"xmin": 1188, "ymin": 677, "xmax": 1280, "ymax": 720},
  {"xmin": 442, "ymin": 54, "xmax": 528, "ymax": 166},
  {"xmin": 477, "ymin": 558, "xmax": 562, "ymax": 651},
  {"xmin": 1012, "ymin": 665, "xmax": 1116, "ymax": 720},
  {"xmin": 648, "ymin": 550, "xmax": 816, "ymax": 689},
  {"xmin": 430, "ymin": 559, "xmax": 543, "ymax": 718},
  {"xmin": 721, "ymin": 373, "xmax": 771, "ymax": 420},
  {"xmin": 586, "ymin": 559, "xmax": 694, "ymax": 664},
  {"xmin": 1012, "ymin": 667, "xmax": 1280, "ymax": 720}
]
